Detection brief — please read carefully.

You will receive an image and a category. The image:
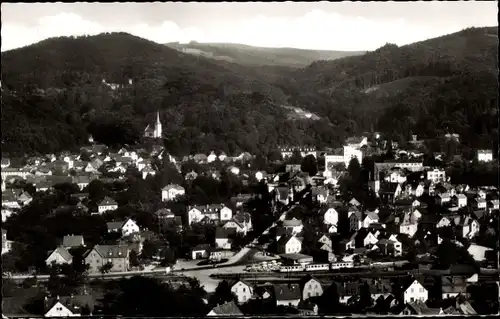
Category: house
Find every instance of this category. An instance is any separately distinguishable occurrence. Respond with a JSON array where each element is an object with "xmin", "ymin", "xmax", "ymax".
[
  {"xmin": 297, "ymin": 299, "xmax": 319, "ymax": 315},
  {"xmin": 161, "ymin": 184, "xmax": 185, "ymax": 202},
  {"xmin": 207, "ymin": 151, "xmax": 218, "ymax": 163},
  {"xmin": 300, "ymin": 275, "xmax": 324, "ymax": 300},
  {"xmin": 477, "ymin": 149, "xmax": 493, "ymax": 162},
  {"xmin": 277, "ymin": 235, "xmax": 302, "ymax": 254},
  {"xmin": 84, "ymin": 245, "xmax": 129, "ymax": 274},
  {"xmin": 378, "ymin": 183, "xmax": 403, "ymax": 203},
  {"xmin": 187, "ymin": 204, "xmax": 233, "ymax": 225},
  {"xmin": 436, "ymin": 216, "xmax": 452, "ymax": 228},
  {"xmin": 399, "ymin": 300, "xmax": 440, "ymax": 316},
  {"xmin": 283, "ymin": 218, "xmax": 304, "ymax": 235},
  {"xmin": 46, "ymin": 247, "xmax": 73, "ymax": 266},
  {"xmin": 337, "ymin": 281, "xmax": 361, "ymax": 304},
  {"xmin": 452, "ymin": 194, "xmax": 467, "ymax": 208},
  {"xmin": 97, "ymin": 197, "xmax": 118, "ymax": 214},
  {"xmin": 274, "ymin": 283, "xmax": 301, "ymax": 307},
  {"xmin": 62, "ymin": 235, "xmax": 85, "ymax": 249},
  {"xmin": 350, "ymin": 229, "xmax": 378, "ymax": 248},
  {"xmin": 372, "ymin": 239, "xmax": 398, "ymax": 256},
  {"xmin": 44, "ymin": 295, "xmax": 87, "ymax": 317},
  {"xmin": 230, "ymin": 280, "xmax": 253, "ymax": 304},
  {"xmin": 489, "ymin": 199, "xmax": 500, "ymax": 211},
  {"xmin": 322, "ymin": 207, "xmax": 339, "ymax": 228},
  {"xmin": 362, "ymin": 211, "xmax": 379, "ymax": 229},
  {"xmin": 317, "ymin": 234, "xmax": 332, "ymax": 249},
  {"xmin": 107, "ymin": 219, "xmax": 140, "ymax": 237},
  {"xmin": 348, "ymin": 209, "xmax": 363, "ymax": 232},
  {"xmin": 441, "ymin": 276, "xmax": 467, "ymax": 299},
  {"xmin": 17, "ymin": 192, "xmax": 32, "ymax": 206},
  {"xmin": 474, "ymin": 198, "xmax": 487, "ymax": 210},
  {"xmin": 388, "ymin": 234, "xmax": 403, "ymax": 256},
  {"xmin": 223, "ymin": 212, "xmax": 252, "ymax": 235},
  {"xmin": 219, "ymin": 152, "xmax": 228, "ymax": 162},
  {"xmin": 457, "ymin": 217, "xmax": 479, "ymax": 239},
  {"xmin": 215, "ymin": 227, "xmax": 236, "ymax": 250},
  {"xmin": 402, "ymin": 279, "xmax": 428, "ymax": 304},
  {"xmin": 427, "ymin": 168, "xmax": 446, "ymax": 183},
  {"xmin": 2, "ymin": 229, "xmax": 13, "ymax": 255},
  {"xmin": 191, "ymin": 244, "xmax": 211, "ymax": 260},
  {"xmin": 207, "ymin": 301, "xmax": 243, "ymax": 316},
  {"xmin": 436, "ymin": 192, "xmax": 451, "ymax": 206}
]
